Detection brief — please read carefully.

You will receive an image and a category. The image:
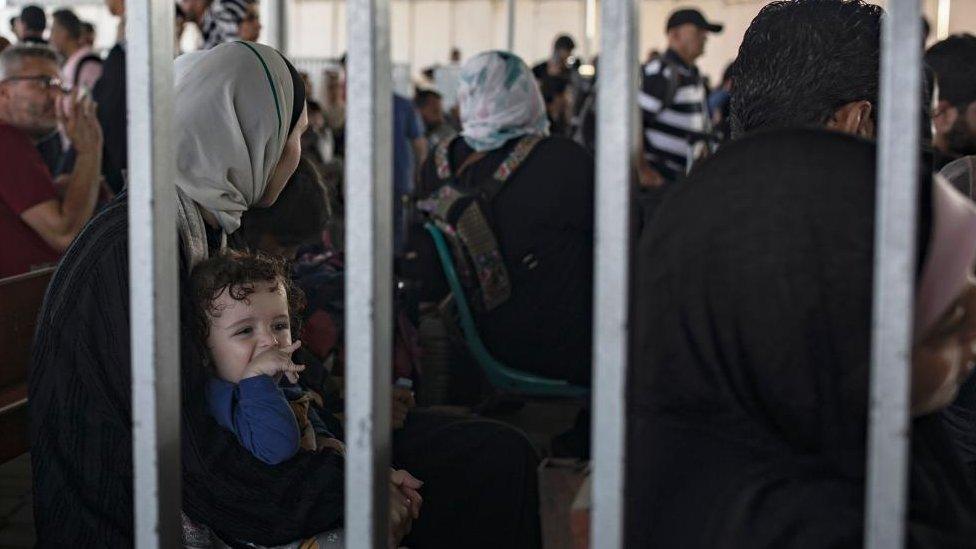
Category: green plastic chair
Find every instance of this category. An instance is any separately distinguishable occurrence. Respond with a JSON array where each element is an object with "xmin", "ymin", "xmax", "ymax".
[{"xmin": 424, "ymin": 223, "xmax": 589, "ymax": 399}]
